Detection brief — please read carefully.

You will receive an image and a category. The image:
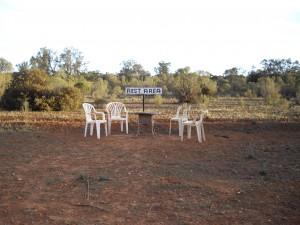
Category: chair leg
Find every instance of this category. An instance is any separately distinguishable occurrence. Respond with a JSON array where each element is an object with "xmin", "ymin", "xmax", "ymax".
[
  {"xmin": 90, "ymin": 123, "xmax": 94, "ymax": 136},
  {"xmin": 84, "ymin": 123, "xmax": 88, "ymax": 137},
  {"xmin": 201, "ymin": 123, "xmax": 206, "ymax": 141},
  {"xmin": 169, "ymin": 120, "xmax": 172, "ymax": 135},
  {"xmin": 108, "ymin": 120, "xmax": 111, "ymax": 134},
  {"xmin": 105, "ymin": 123, "xmax": 108, "ymax": 136},
  {"xmin": 96, "ymin": 122, "xmax": 100, "ymax": 139},
  {"xmin": 179, "ymin": 120, "xmax": 182, "ymax": 137},
  {"xmin": 121, "ymin": 121, "xmax": 123, "ymax": 132},
  {"xmin": 196, "ymin": 125, "xmax": 202, "ymax": 143},
  {"xmin": 178, "ymin": 120, "xmax": 182, "ymax": 137},
  {"xmin": 126, "ymin": 119, "xmax": 128, "ymax": 134},
  {"xmin": 187, "ymin": 125, "xmax": 191, "ymax": 139},
  {"xmin": 181, "ymin": 125, "xmax": 184, "ymax": 142}
]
